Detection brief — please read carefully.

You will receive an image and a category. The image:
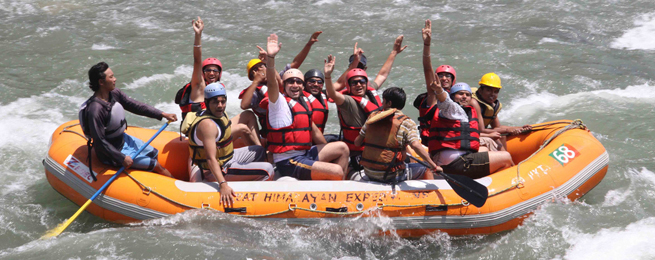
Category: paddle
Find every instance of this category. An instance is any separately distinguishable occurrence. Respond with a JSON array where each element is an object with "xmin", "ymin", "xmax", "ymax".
[
  {"xmin": 41, "ymin": 121, "xmax": 171, "ymax": 239},
  {"xmin": 406, "ymin": 153, "xmax": 488, "ymax": 208}
]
